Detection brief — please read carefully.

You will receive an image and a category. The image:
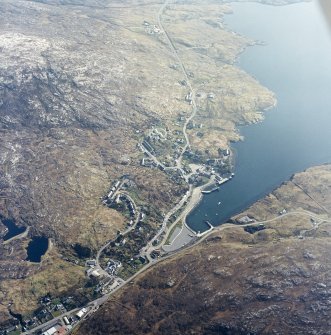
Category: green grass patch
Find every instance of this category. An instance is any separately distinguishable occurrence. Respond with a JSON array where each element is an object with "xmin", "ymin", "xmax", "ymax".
[
  {"xmin": 8, "ymin": 330, "xmax": 21, "ymax": 335},
  {"xmin": 52, "ymin": 310, "xmax": 63, "ymax": 318}
]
